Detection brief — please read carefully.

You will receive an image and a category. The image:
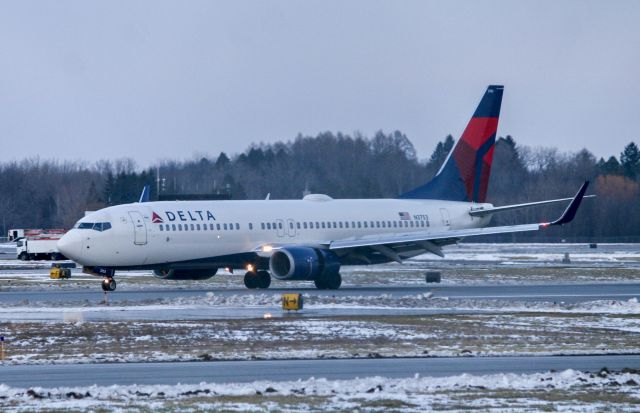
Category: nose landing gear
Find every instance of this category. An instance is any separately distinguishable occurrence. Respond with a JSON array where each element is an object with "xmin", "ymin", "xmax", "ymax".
[{"xmin": 101, "ymin": 277, "xmax": 117, "ymax": 292}]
